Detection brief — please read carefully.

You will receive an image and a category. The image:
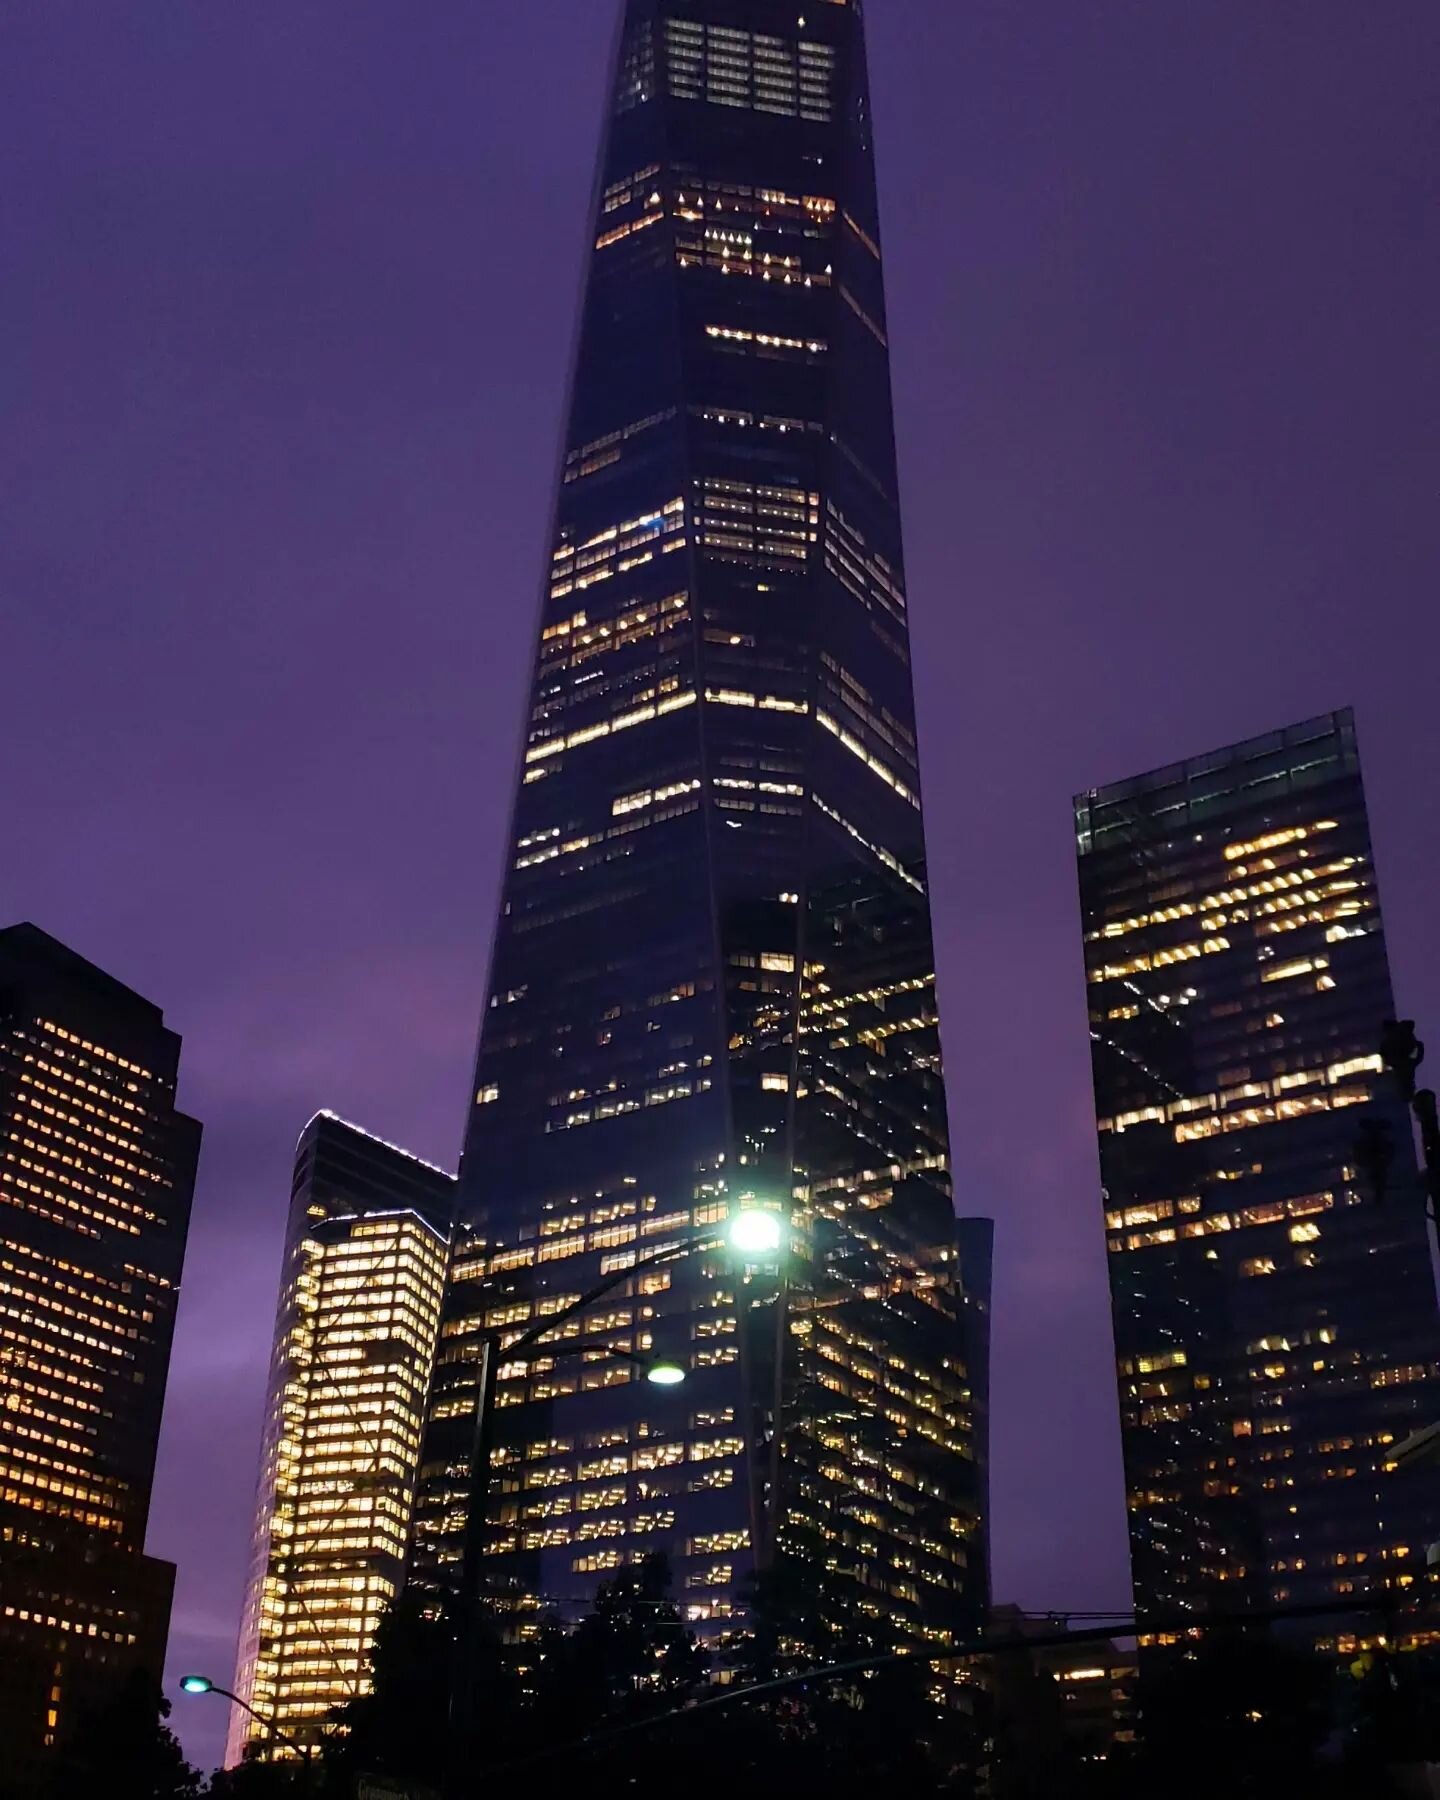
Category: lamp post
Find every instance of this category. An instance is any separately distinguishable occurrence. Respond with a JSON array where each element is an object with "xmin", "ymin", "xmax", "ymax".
[
  {"xmin": 178, "ymin": 1675, "xmax": 315, "ymax": 1771},
  {"xmin": 1376, "ymin": 1020, "xmax": 1440, "ymax": 1609},
  {"xmin": 1380, "ymin": 1019, "xmax": 1440, "ymax": 1221},
  {"xmin": 443, "ymin": 1204, "xmax": 787, "ymax": 1795}
]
